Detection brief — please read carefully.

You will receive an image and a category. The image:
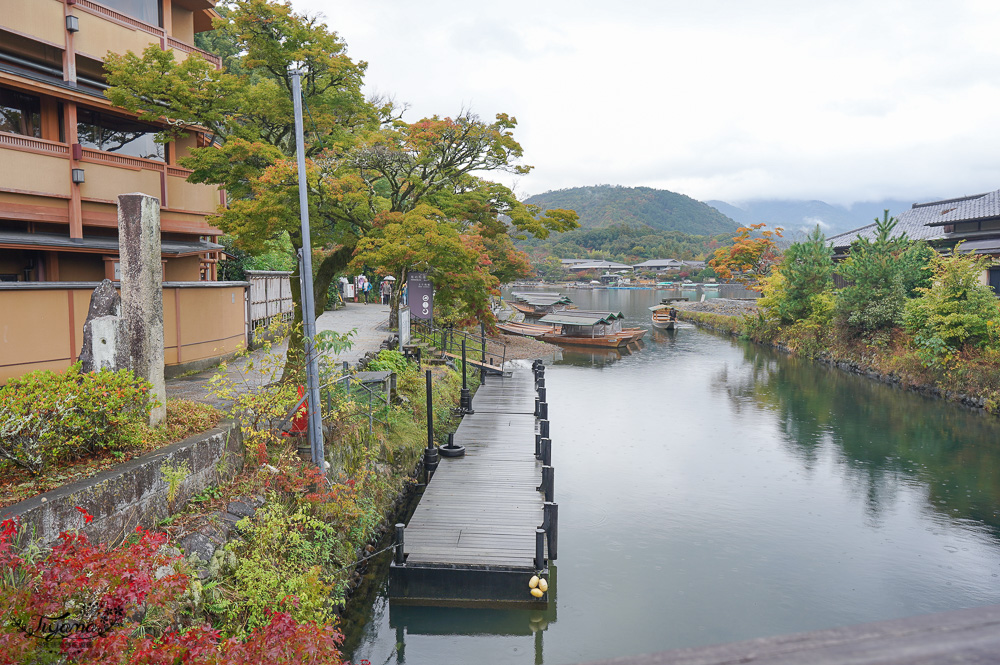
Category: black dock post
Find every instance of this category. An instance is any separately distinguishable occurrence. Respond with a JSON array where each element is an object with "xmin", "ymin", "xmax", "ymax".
[
  {"xmin": 538, "ymin": 401, "xmax": 548, "ymax": 421},
  {"xmin": 534, "ymin": 396, "xmax": 540, "ymax": 417},
  {"xmin": 538, "ymin": 465, "xmax": 554, "ymax": 502},
  {"xmin": 544, "ymin": 502, "xmax": 558, "ymax": 560},
  {"xmin": 394, "ymin": 523, "xmax": 406, "ymax": 565},
  {"xmin": 541, "ymin": 438, "xmax": 551, "ymax": 466},
  {"xmin": 460, "ymin": 340, "xmax": 474, "ymax": 414},
  {"xmin": 480, "ymin": 322, "xmax": 487, "ymax": 382},
  {"xmin": 537, "ymin": 386, "xmax": 546, "ymax": 404},
  {"xmin": 535, "ymin": 528, "xmax": 546, "ymax": 571},
  {"xmin": 423, "ymin": 369, "xmax": 439, "ymax": 482}
]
